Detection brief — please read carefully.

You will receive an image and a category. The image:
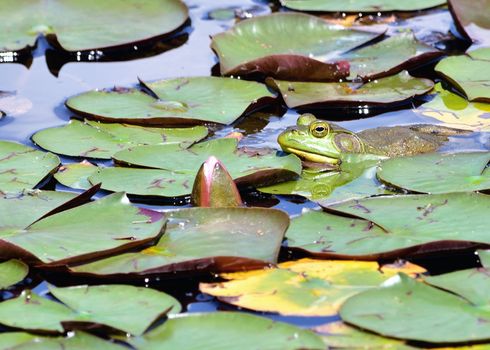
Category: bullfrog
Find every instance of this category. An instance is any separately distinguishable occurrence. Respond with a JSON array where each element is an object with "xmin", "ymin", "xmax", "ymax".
[{"xmin": 278, "ymin": 114, "xmax": 469, "ymax": 166}]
